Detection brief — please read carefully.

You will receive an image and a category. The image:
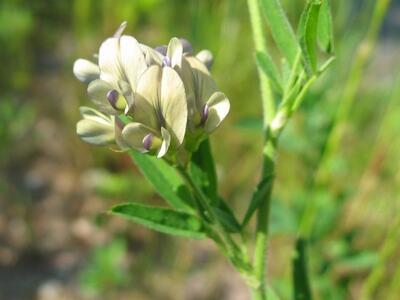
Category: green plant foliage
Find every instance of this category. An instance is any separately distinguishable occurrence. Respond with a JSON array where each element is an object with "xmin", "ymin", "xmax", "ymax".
[
  {"xmin": 298, "ymin": 0, "xmax": 322, "ymax": 74},
  {"xmin": 129, "ymin": 151, "xmax": 195, "ymax": 212},
  {"xmin": 317, "ymin": 0, "xmax": 334, "ymax": 53},
  {"xmin": 110, "ymin": 202, "xmax": 207, "ymax": 238},
  {"xmin": 259, "ymin": 0, "xmax": 300, "ymax": 66}
]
